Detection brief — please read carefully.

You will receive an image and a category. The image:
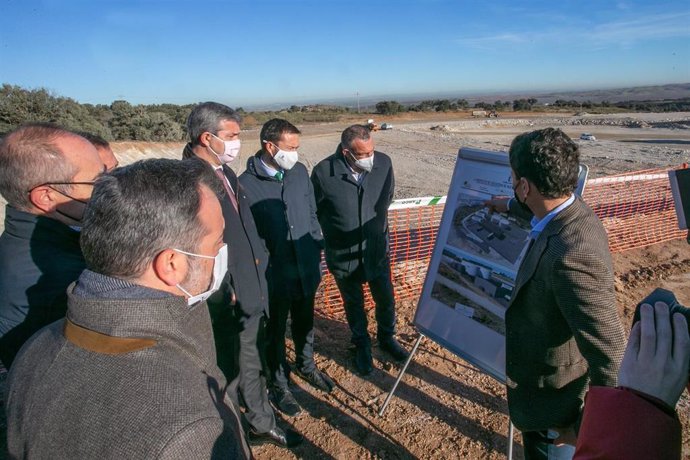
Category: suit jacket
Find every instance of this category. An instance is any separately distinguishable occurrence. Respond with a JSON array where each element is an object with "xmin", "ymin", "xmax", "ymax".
[
  {"xmin": 505, "ymin": 197, "xmax": 625, "ymax": 431},
  {"xmin": 216, "ymin": 163, "xmax": 269, "ymax": 317},
  {"xmin": 574, "ymin": 386, "xmax": 682, "ymax": 460},
  {"xmin": 311, "ymin": 147, "xmax": 394, "ymax": 280},
  {"xmin": 181, "ymin": 146, "xmax": 268, "ymax": 317}
]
